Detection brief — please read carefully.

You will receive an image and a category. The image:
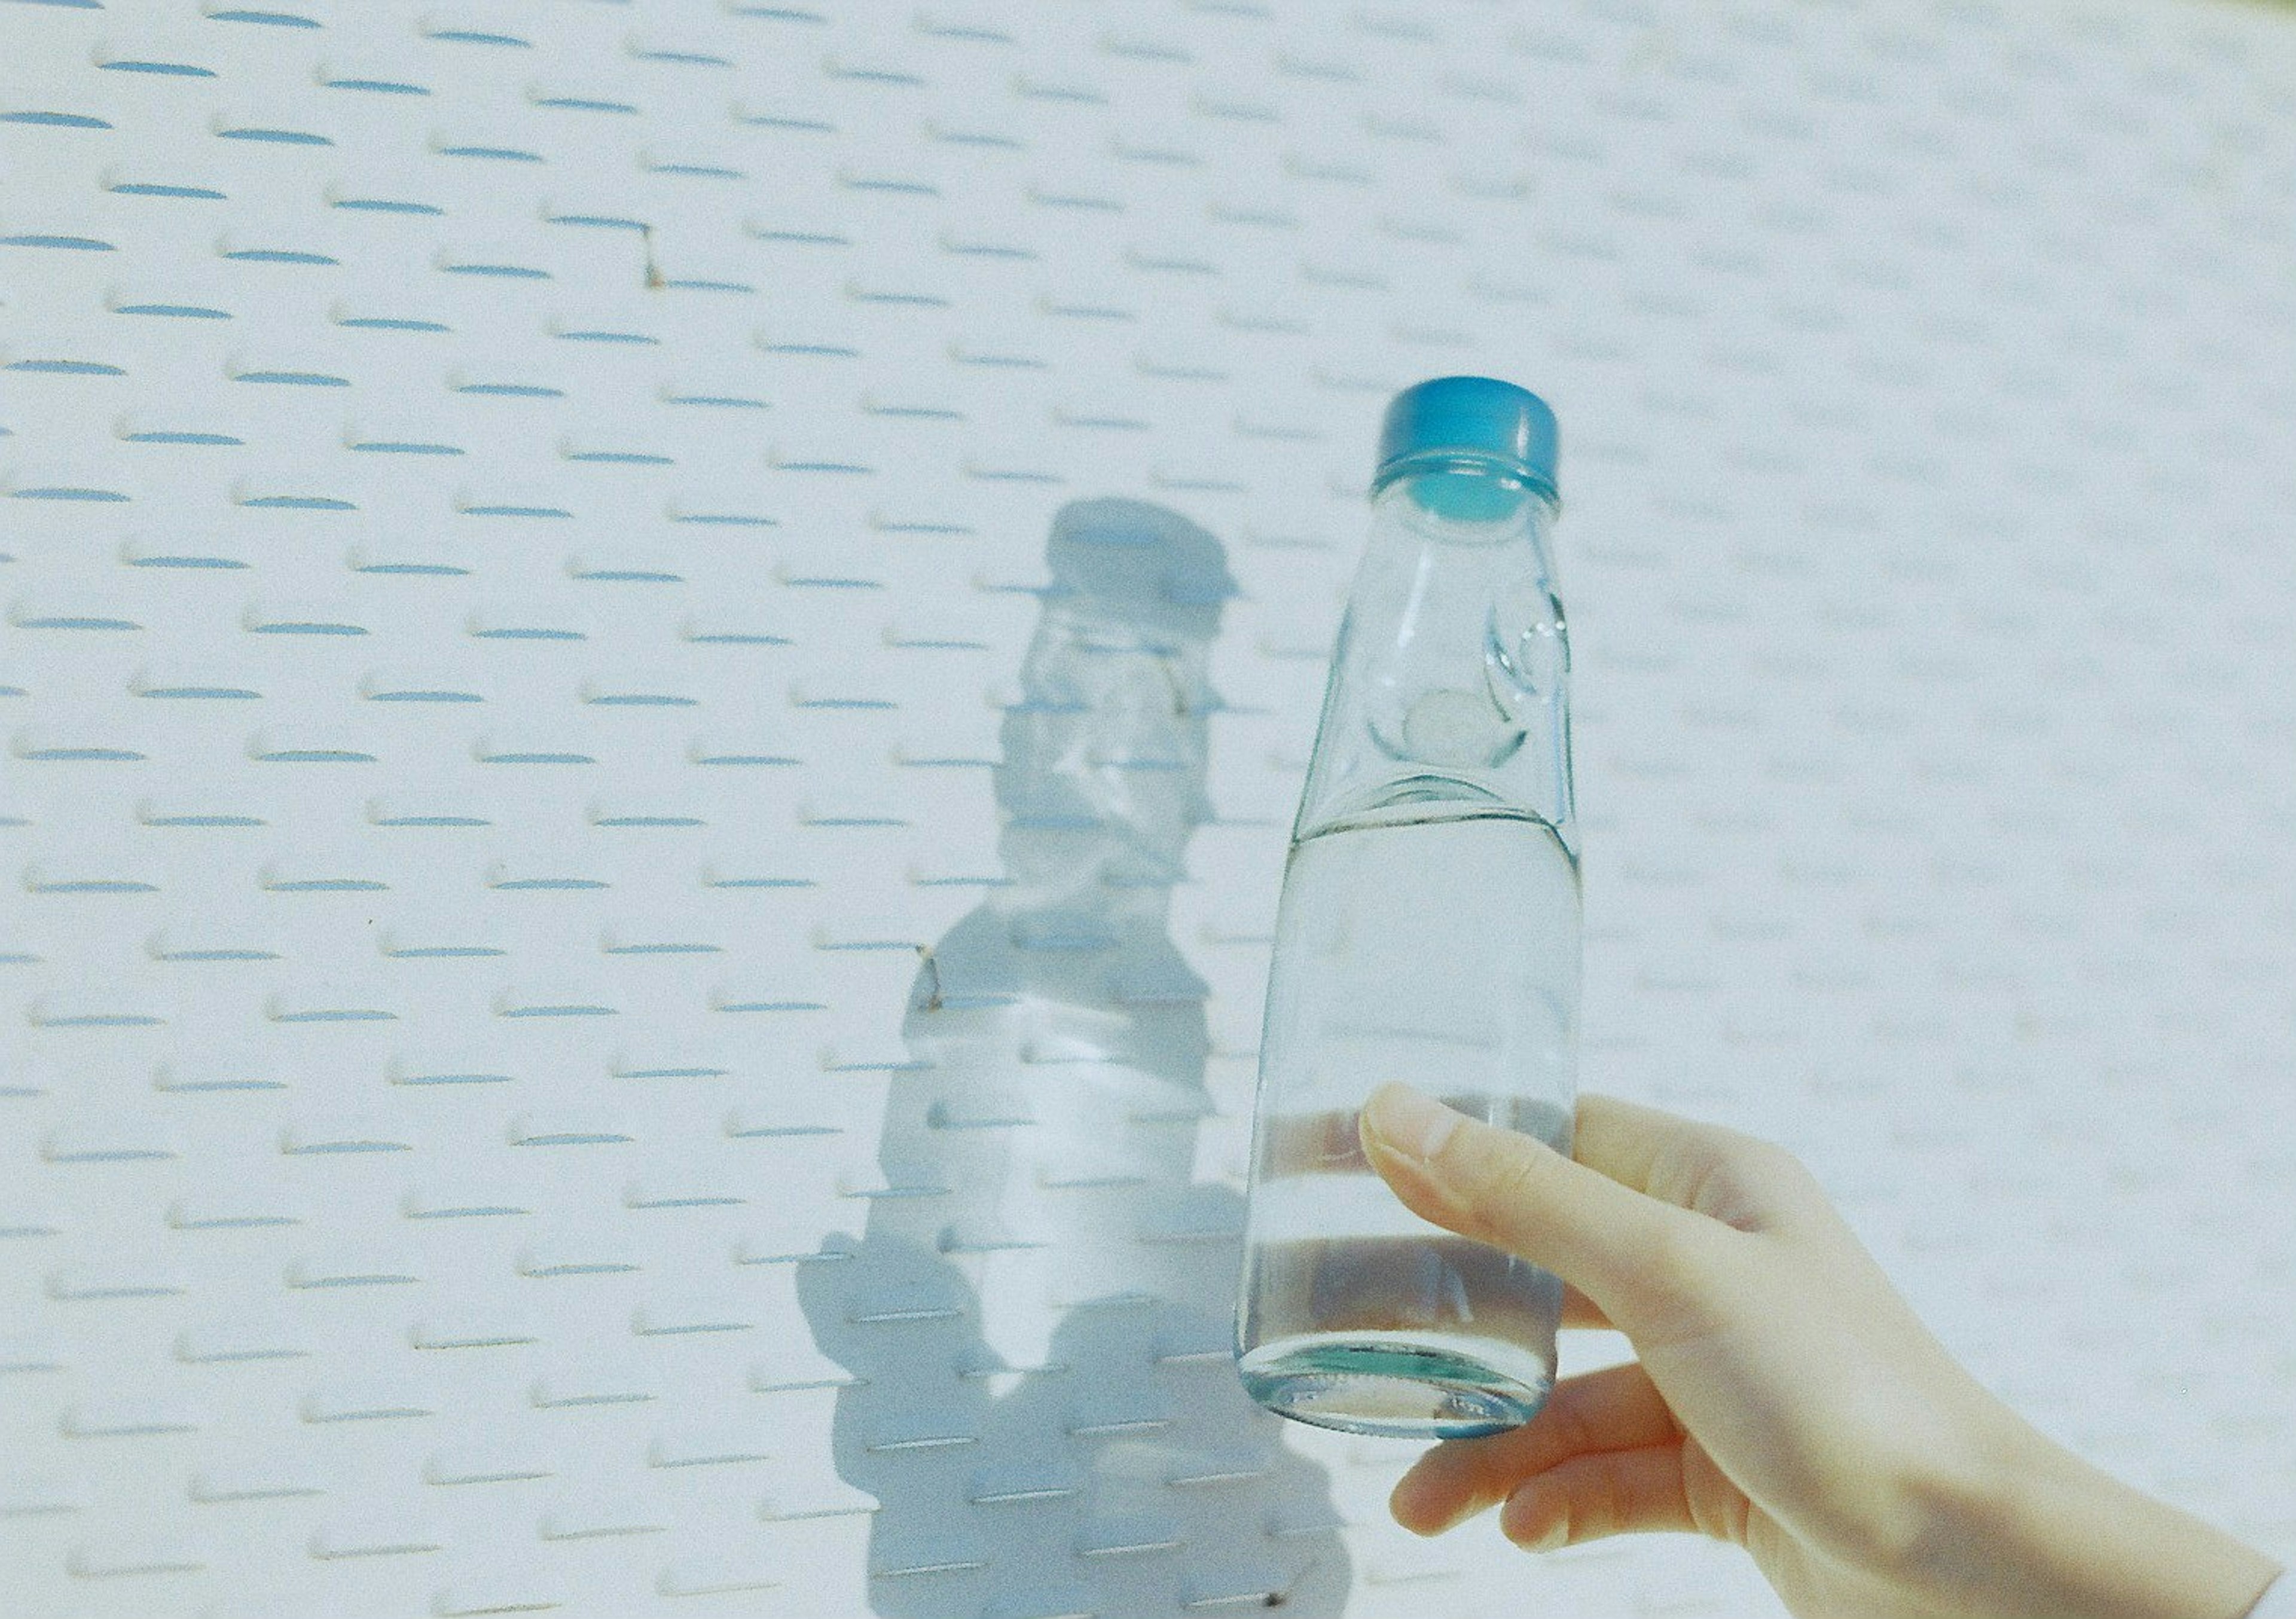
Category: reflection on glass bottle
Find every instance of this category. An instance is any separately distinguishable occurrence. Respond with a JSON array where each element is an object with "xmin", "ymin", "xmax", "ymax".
[{"xmin": 1236, "ymin": 378, "xmax": 1582, "ymax": 1440}]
